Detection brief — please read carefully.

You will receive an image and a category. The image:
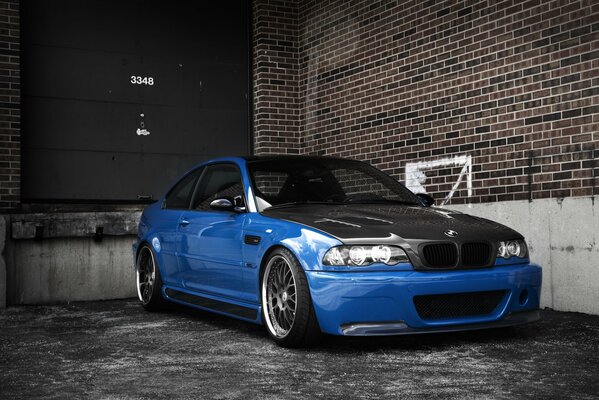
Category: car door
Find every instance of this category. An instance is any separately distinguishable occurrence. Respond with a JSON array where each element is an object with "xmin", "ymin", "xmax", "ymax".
[
  {"xmin": 154, "ymin": 167, "xmax": 203, "ymax": 286},
  {"xmin": 178, "ymin": 163, "xmax": 248, "ymax": 300}
]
